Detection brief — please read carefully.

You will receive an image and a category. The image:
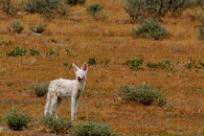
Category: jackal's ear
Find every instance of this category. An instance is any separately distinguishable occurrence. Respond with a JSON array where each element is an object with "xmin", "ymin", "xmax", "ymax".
[
  {"xmin": 82, "ymin": 63, "xmax": 88, "ymax": 71},
  {"xmin": 72, "ymin": 63, "xmax": 79, "ymax": 72}
]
